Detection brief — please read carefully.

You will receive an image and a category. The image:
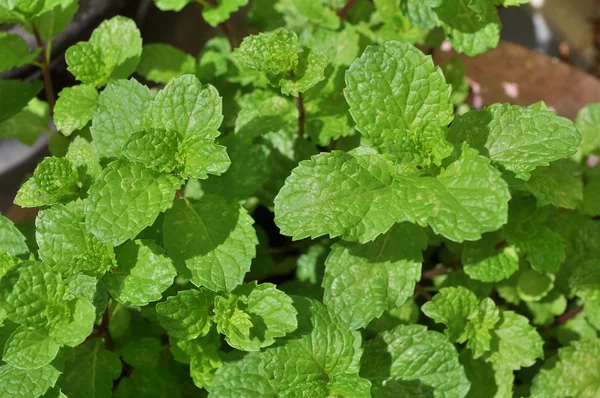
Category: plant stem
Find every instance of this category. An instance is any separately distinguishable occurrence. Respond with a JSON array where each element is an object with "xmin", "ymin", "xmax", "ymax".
[
  {"xmin": 220, "ymin": 20, "xmax": 236, "ymax": 51},
  {"xmin": 297, "ymin": 93, "xmax": 305, "ymax": 137},
  {"xmin": 337, "ymin": 0, "xmax": 359, "ymax": 19},
  {"xmin": 32, "ymin": 25, "xmax": 55, "ymax": 117},
  {"xmin": 422, "ymin": 266, "xmax": 449, "ymax": 280},
  {"xmin": 555, "ymin": 305, "xmax": 584, "ymax": 325}
]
